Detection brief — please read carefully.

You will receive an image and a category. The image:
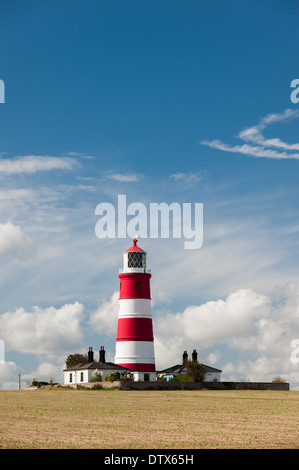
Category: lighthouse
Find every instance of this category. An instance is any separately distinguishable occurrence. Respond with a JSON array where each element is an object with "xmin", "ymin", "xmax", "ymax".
[{"xmin": 114, "ymin": 239, "xmax": 156, "ymax": 381}]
